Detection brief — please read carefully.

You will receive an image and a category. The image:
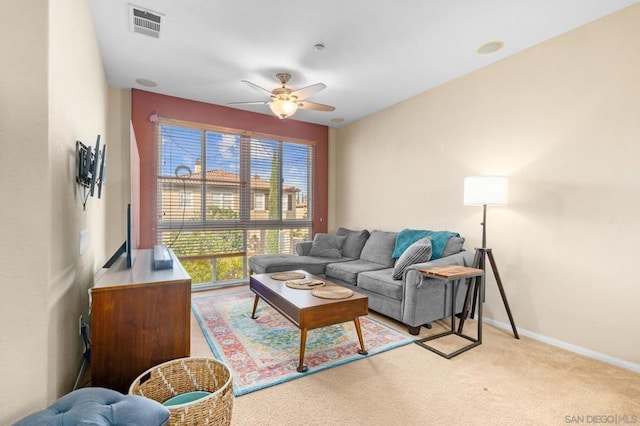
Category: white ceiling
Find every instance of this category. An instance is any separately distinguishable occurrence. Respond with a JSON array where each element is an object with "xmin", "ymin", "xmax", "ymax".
[{"xmin": 89, "ymin": 0, "xmax": 638, "ymax": 128}]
